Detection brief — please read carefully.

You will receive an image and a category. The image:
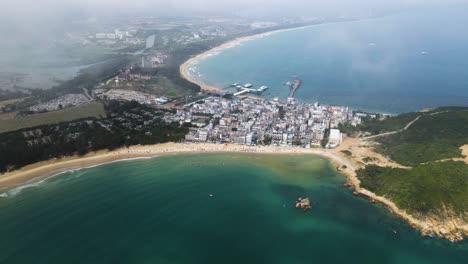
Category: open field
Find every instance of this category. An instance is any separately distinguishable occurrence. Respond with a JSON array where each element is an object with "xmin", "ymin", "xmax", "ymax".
[
  {"xmin": 0, "ymin": 98, "xmax": 26, "ymax": 108},
  {"xmin": 0, "ymin": 112, "xmax": 17, "ymax": 121},
  {"xmin": 102, "ymin": 75, "xmax": 194, "ymax": 99},
  {"xmin": 0, "ymin": 102, "xmax": 106, "ymax": 133}
]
